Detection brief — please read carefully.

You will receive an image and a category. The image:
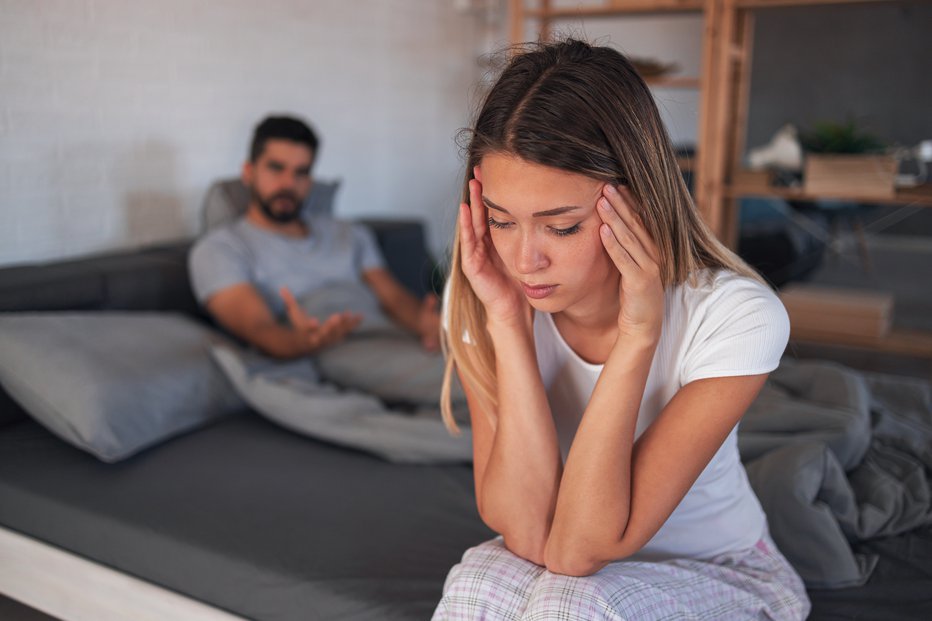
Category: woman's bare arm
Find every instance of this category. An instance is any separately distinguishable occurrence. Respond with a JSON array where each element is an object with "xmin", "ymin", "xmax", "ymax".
[
  {"xmin": 462, "ymin": 319, "xmax": 563, "ymax": 566},
  {"xmin": 545, "ymin": 366, "xmax": 768, "ymax": 576}
]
